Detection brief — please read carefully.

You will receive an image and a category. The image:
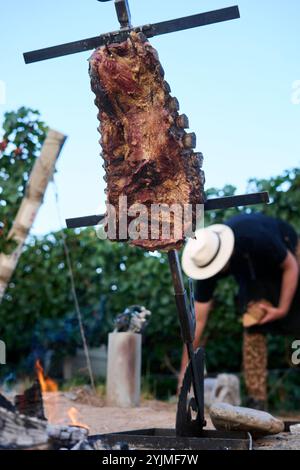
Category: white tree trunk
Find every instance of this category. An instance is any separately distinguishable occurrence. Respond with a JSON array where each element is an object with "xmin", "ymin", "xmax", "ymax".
[{"xmin": 0, "ymin": 129, "xmax": 66, "ymax": 302}]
